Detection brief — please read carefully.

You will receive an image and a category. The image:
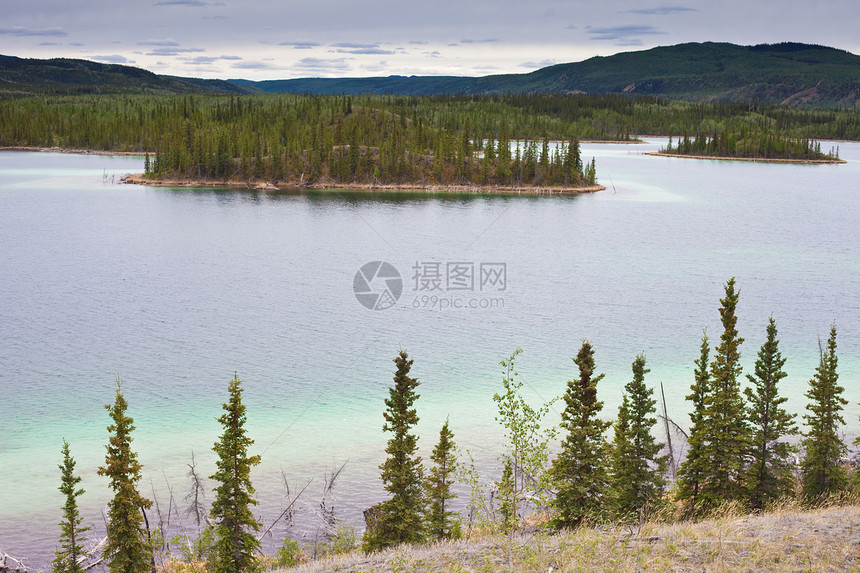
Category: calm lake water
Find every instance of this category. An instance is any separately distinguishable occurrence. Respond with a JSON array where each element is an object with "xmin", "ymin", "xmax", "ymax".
[{"xmin": 1, "ymin": 142, "xmax": 859, "ymax": 566}]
